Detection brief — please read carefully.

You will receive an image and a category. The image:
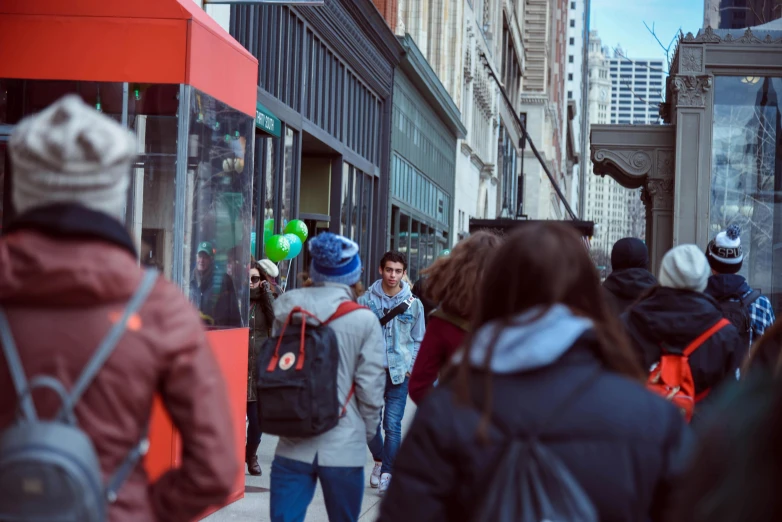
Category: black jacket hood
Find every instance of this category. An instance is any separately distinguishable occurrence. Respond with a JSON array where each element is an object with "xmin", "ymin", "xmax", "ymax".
[
  {"xmin": 705, "ymin": 274, "xmax": 750, "ymax": 300},
  {"xmin": 604, "ymin": 268, "xmax": 658, "ymax": 300},
  {"xmin": 624, "ymin": 287, "xmax": 725, "ymax": 349}
]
